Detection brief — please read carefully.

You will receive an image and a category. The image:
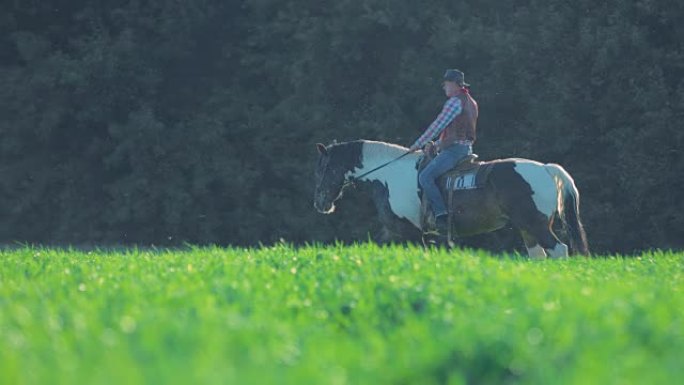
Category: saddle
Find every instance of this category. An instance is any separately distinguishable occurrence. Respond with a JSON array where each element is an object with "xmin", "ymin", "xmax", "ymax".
[{"xmin": 417, "ymin": 150, "xmax": 494, "ymax": 234}]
